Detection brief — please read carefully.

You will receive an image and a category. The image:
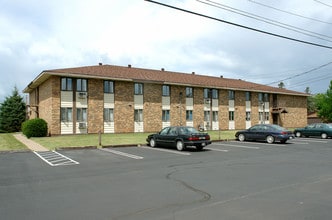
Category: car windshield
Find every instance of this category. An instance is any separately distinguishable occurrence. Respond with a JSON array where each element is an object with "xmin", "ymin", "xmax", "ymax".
[
  {"xmin": 326, "ymin": 124, "xmax": 332, "ymax": 128},
  {"xmin": 269, "ymin": 124, "xmax": 287, "ymax": 131}
]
